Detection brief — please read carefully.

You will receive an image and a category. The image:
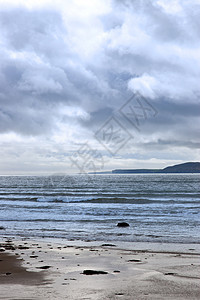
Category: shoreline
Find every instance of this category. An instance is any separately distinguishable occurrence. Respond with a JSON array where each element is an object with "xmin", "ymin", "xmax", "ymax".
[
  {"xmin": 2, "ymin": 235, "xmax": 200, "ymax": 253},
  {"xmin": 1, "ymin": 237, "xmax": 200, "ymax": 299}
]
